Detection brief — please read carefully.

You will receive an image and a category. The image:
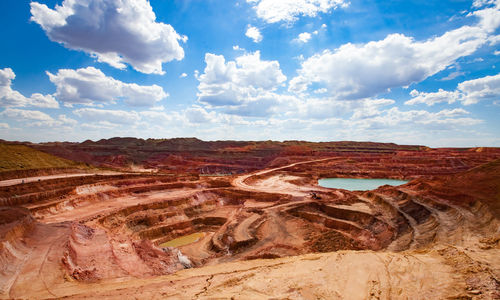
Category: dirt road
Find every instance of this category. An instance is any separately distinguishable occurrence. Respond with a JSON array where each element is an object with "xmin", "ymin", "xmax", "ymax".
[
  {"xmin": 232, "ymin": 157, "xmax": 337, "ymax": 195},
  {"xmin": 0, "ymin": 171, "xmax": 123, "ymax": 187}
]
